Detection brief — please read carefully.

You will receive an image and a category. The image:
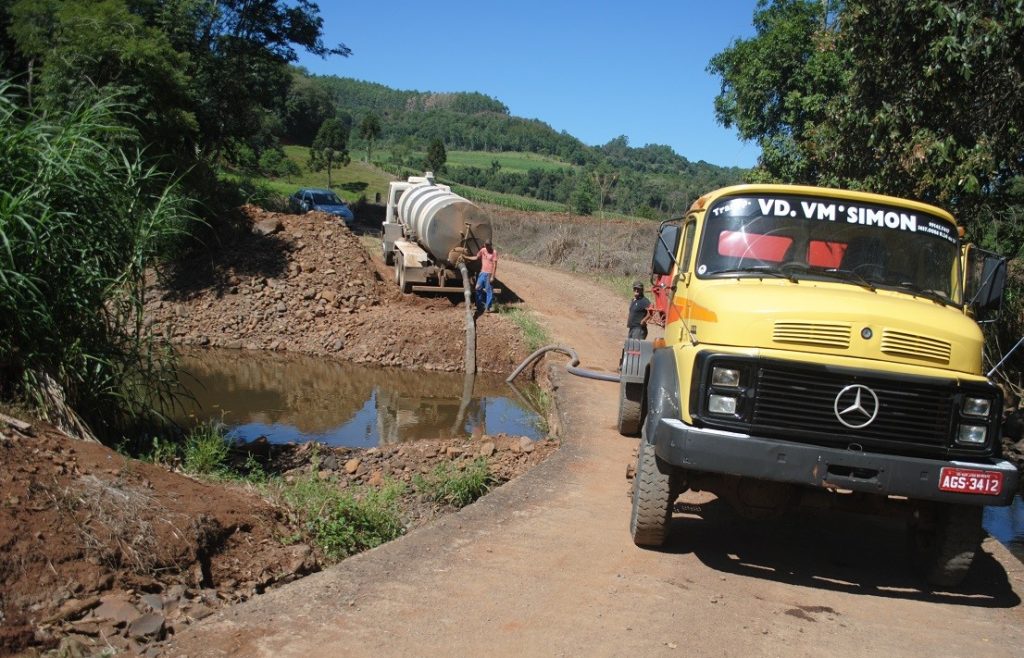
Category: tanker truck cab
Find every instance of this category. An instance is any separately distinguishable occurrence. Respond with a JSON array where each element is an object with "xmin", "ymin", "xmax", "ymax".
[{"xmin": 620, "ymin": 183, "xmax": 1015, "ymax": 587}]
